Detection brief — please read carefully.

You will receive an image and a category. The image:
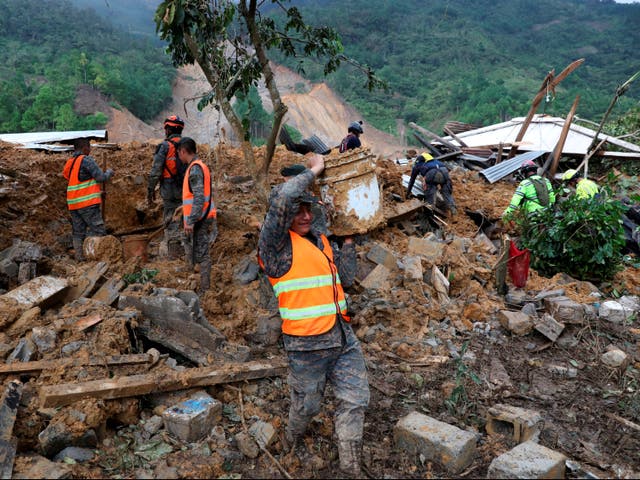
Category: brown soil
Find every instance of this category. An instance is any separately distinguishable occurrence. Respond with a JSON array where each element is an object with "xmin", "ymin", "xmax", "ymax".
[{"xmin": 1, "ymin": 139, "xmax": 640, "ymax": 479}]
